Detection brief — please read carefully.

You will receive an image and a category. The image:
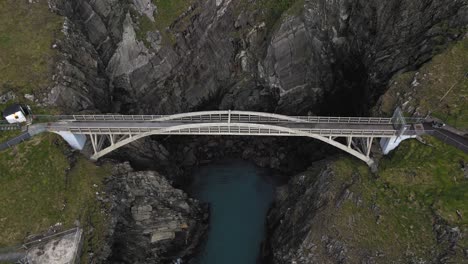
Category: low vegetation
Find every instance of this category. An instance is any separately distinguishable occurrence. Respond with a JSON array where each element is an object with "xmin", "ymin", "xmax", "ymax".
[
  {"xmin": 0, "ymin": 0, "xmax": 63, "ymax": 96},
  {"xmin": 0, "ymin": 2, "xmax": 110, "ymax": 257},
  {"xmin": 325, "ymin": 136, "xmax": 468, "ymax": 261},
  {"xmin": 0, "ymin": 133, "xmax": 111, "ymax": 259},
  {"xmin": 133, "ymin": 0, "xmax": 195, "ymax": 46},
  {"xmin": 378, "ymin": 37, "xmax": 468, "ymax": 130},
  {"xmin": 134, "ymin": 0, "xmax": 304, "ymax": 48}
]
